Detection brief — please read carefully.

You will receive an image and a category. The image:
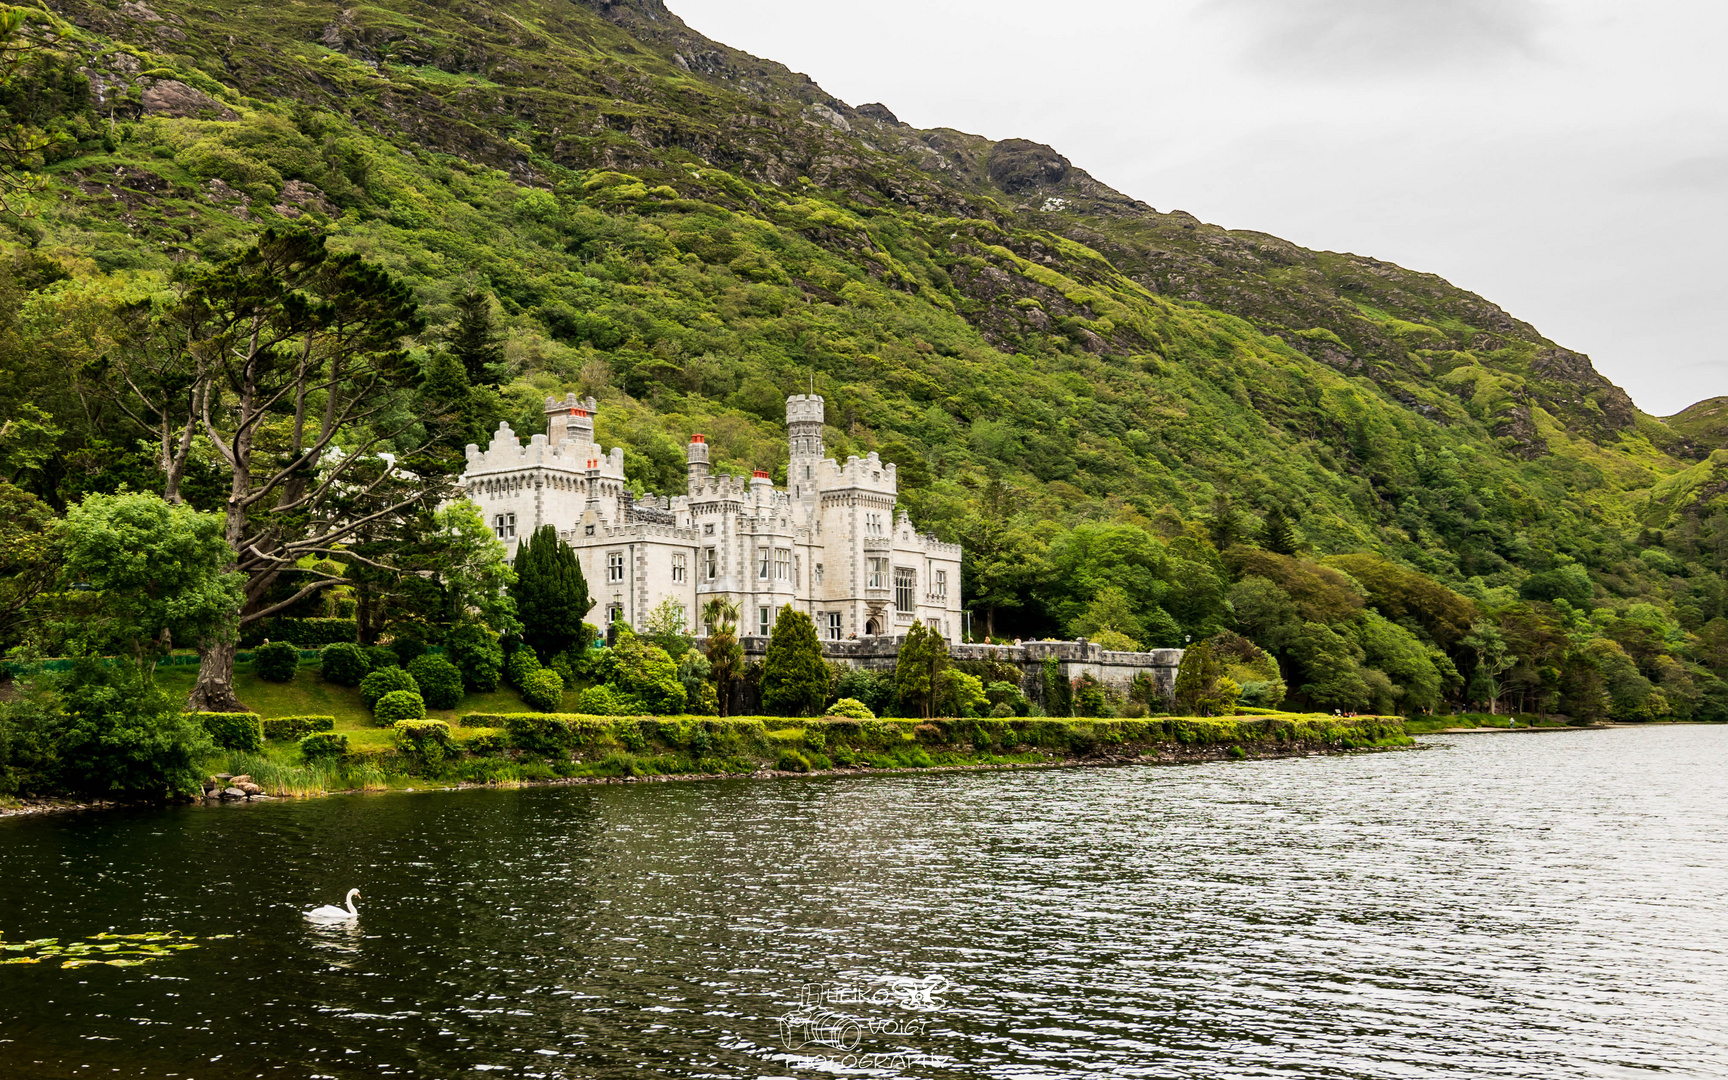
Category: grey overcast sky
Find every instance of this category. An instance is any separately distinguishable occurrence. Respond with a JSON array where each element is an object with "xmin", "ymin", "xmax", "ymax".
[{"xmin": 670, "ymin": 0, "xmax": 1727, "ymax": 416}]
